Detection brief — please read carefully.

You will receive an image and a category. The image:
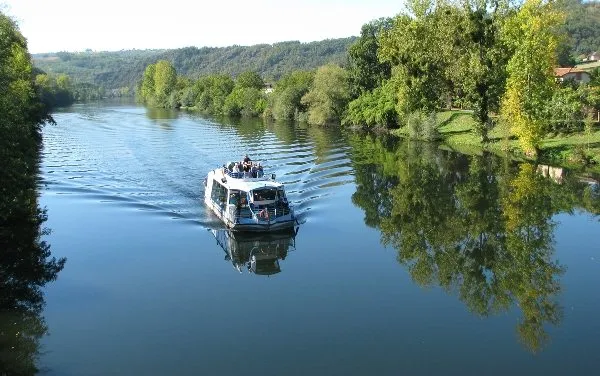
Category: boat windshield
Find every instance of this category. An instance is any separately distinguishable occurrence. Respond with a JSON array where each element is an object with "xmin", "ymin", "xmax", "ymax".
[{"xmin": 252, "ymin": 188, "xmax": 277, "ymax": 201}]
